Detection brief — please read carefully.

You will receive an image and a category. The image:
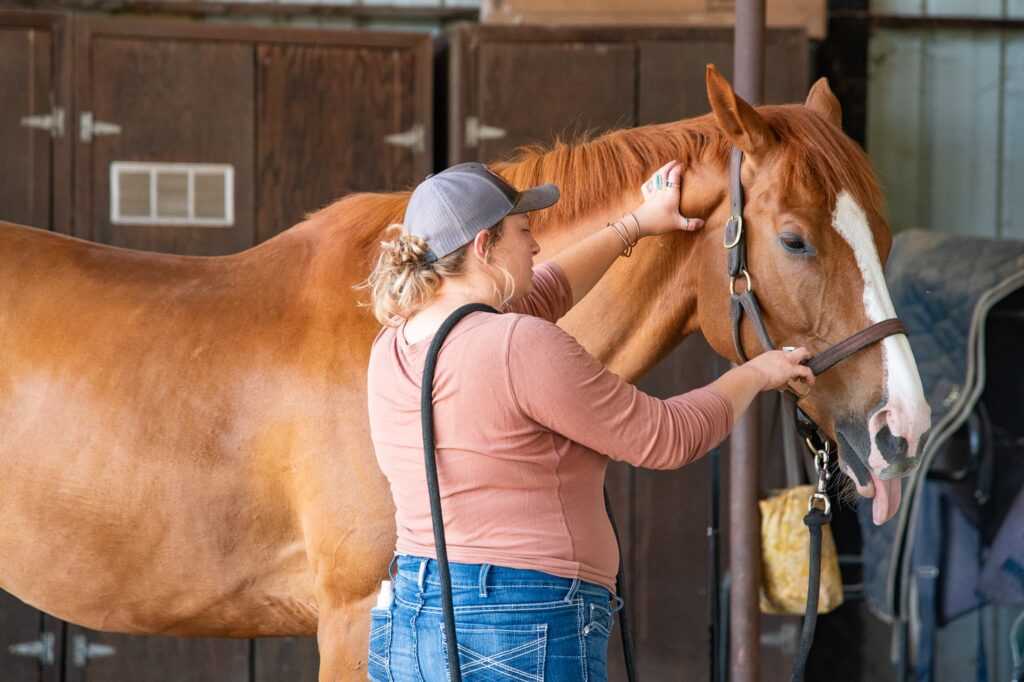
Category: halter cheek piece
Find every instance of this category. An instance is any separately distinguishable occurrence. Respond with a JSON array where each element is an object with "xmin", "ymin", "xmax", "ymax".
[{"xmin": 723, "ymin": 147, "xmax": 908, "ymax": 450}]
